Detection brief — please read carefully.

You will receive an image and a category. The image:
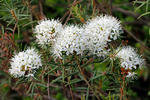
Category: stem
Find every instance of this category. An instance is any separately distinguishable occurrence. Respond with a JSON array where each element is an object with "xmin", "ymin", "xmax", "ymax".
[
  {"xmin": 47, "ymin": 74, "xmax": 50, "ymax": 99},
  {"xmin": 10, "ymin": 9, "xmax": 18, "ymax": 40},
  {"xmin": 92, "ymin": 0, "xmax": 96, "ymax": 16},
  {"xmin": 68, "ymin": 78, "xmax": 74, "ymax": 100},
  {"xmin": 122, "ymin": 80, "xmax": 125, "ymax": 98},
  {"xmin": 77, "ymin": 65, "xmax": 101, "ymax": 100},
  {"xmin": 120, "ymin": 75, "xmax": 126, "ymax": 100}
]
